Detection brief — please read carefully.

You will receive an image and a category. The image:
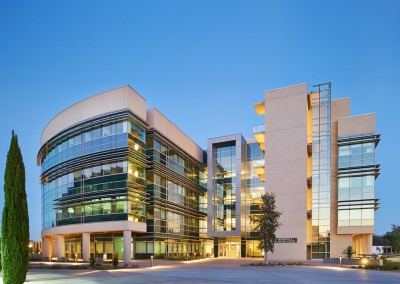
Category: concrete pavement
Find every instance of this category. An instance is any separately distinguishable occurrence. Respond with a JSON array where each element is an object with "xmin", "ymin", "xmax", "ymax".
[{"xmin": 1, "ymin": 258, "xmax": 399, "ymax": 283}]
